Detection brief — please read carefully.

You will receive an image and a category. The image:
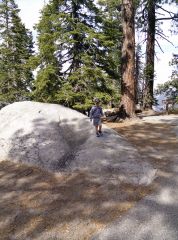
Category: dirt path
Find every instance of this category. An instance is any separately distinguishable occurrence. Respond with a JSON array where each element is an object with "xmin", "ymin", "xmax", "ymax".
[
  {"xmin": 0, "ymin": 115, "xmax": 177, "ymax": 240},
  {"xmin": 107, "ymin": 117, "xmax": 177, "ymax": 172}
]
